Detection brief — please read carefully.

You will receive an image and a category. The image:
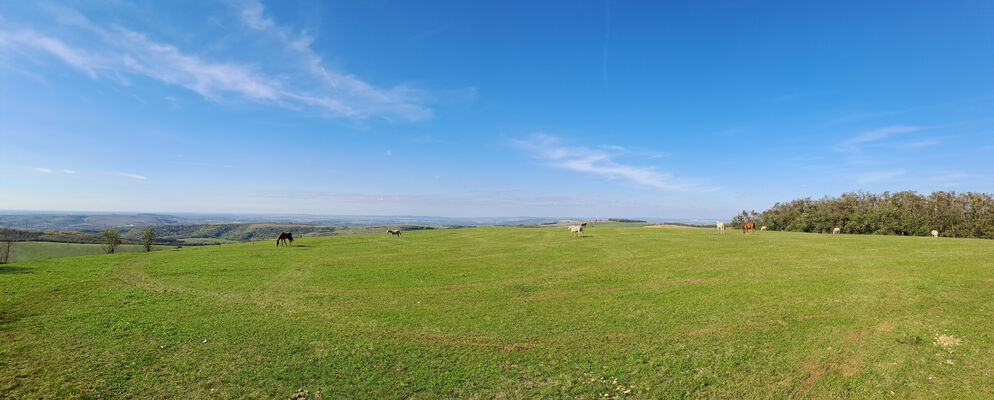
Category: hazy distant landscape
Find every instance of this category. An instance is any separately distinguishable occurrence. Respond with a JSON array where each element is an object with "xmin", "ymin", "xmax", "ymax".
[
  {"xmin": 0, "ymin": 211, "xmax": 717, "ymax": 231},
  {"xmin": 0, "ymin": 212, "xmax": 714, "ymax": 263}
]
